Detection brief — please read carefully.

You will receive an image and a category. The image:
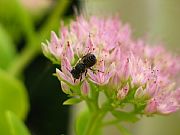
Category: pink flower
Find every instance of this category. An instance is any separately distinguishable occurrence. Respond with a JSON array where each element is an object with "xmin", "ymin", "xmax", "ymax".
[
  {"xmin": 42, "ymin": 31, "xmax": 63, "ymax": 63},
  {"xmin": 145, "ymin": 91, "xmax": 180, "ymax": 115},
  {"xmin": 56, "ymin": 57, "xmax": 79, "ymax": 85},
  {"xmin": 42, "ymin": 16, "xmax": 180, "ymax": 115},
  {"xmin": 88, "ymin": 59, "xmax": 112, "ymax": 85}
]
